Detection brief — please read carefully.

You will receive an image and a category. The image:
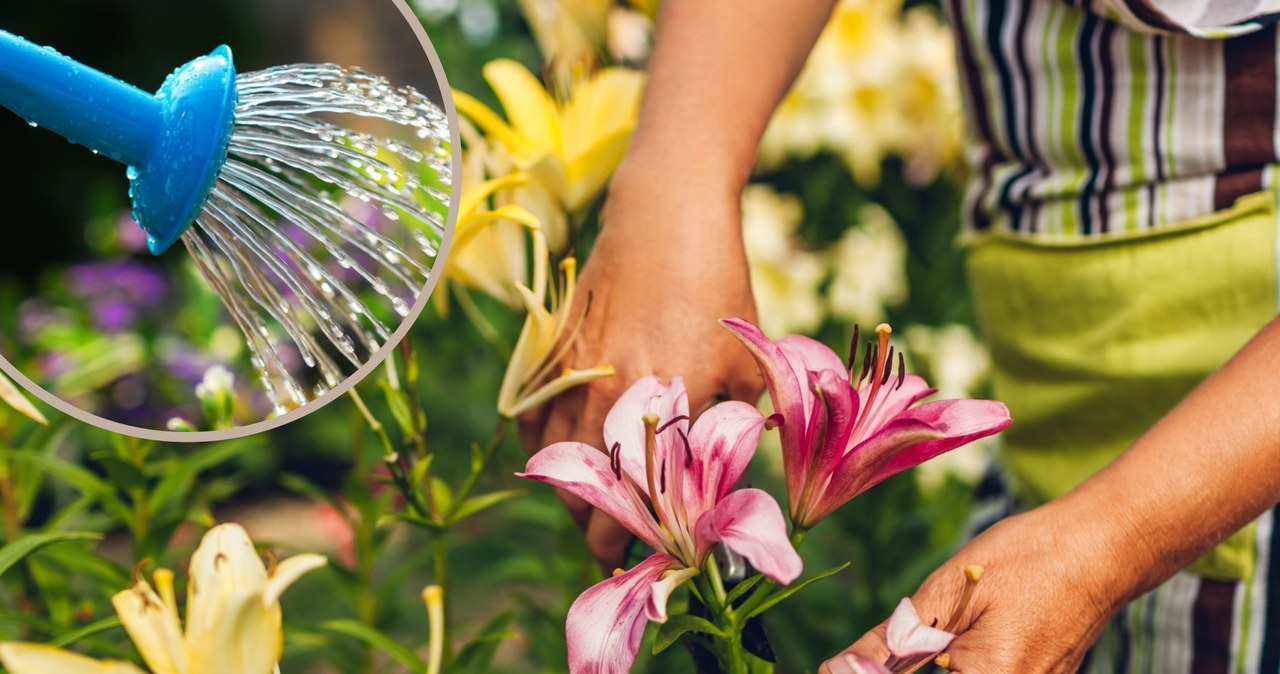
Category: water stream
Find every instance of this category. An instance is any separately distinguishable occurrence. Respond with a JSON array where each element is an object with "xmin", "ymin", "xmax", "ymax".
[{"xmin": 181, "ymin": 64, "xmax": 451, "ymax": 415}]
